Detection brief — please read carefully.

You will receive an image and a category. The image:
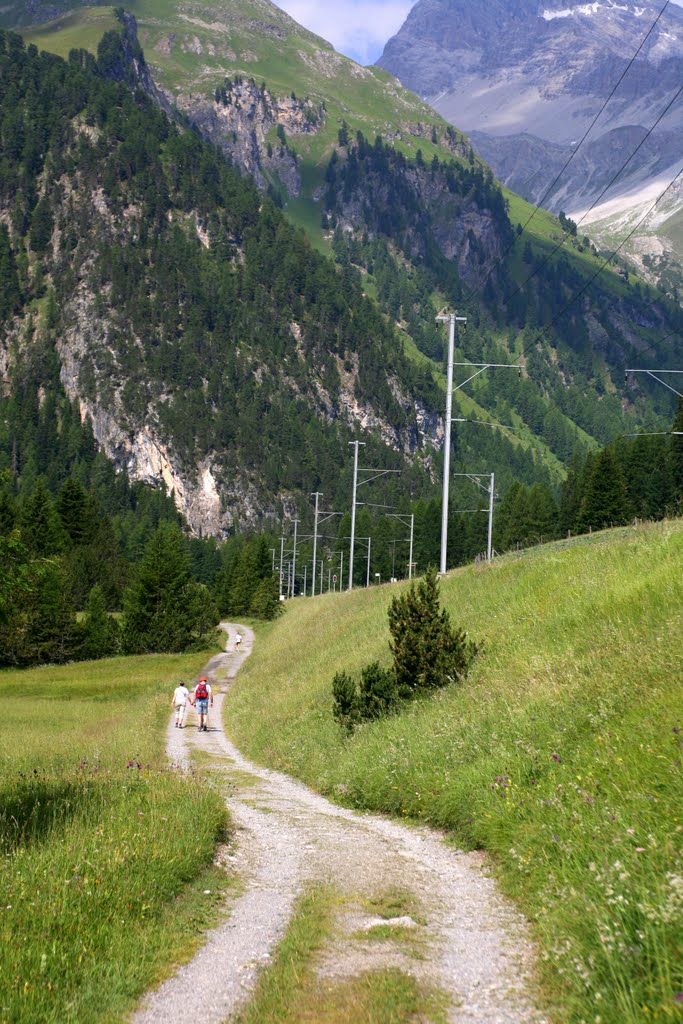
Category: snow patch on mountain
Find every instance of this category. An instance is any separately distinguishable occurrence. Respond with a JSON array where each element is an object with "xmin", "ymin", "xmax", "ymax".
[{"xmin": 543, "ymin": 3, "xmax": 627, "ymax": 20}]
